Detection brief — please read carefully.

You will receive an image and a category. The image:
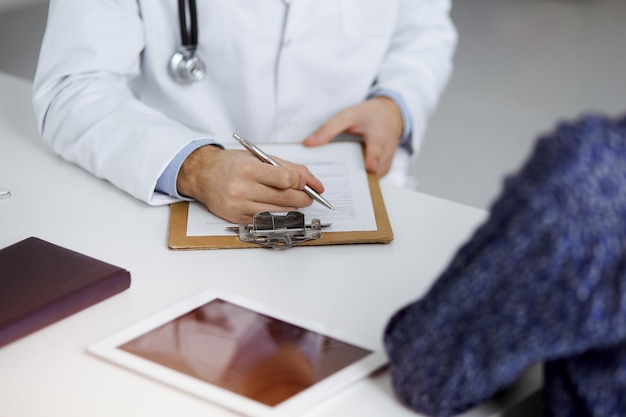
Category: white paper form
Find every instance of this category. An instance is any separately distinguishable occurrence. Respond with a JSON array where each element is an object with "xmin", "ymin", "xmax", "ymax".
[{"xmin": 185, "ymin": 141, "xmax": 377, "ymax": 237}]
